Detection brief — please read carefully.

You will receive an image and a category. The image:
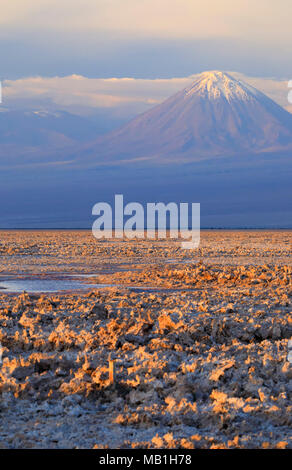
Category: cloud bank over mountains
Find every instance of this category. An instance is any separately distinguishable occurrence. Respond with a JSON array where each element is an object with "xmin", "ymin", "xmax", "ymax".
[{"xmin": 3, "ymin": 72, "xmax": 291, "ymax": 121}]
